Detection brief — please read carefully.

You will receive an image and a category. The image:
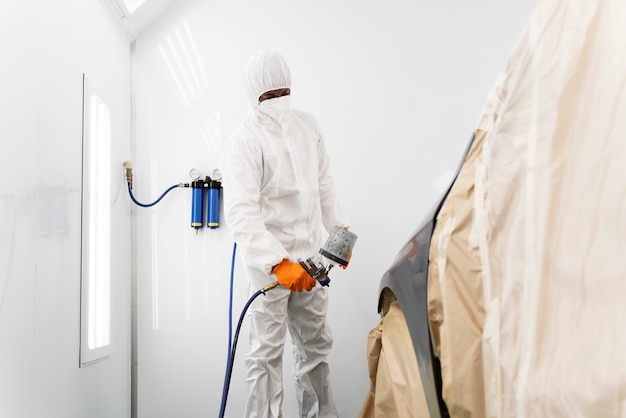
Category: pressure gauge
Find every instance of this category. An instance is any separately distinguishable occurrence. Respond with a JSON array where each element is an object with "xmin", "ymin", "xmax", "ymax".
[
  {"xmin": 189, "ymin": 168, "xmax": 201, "ymax": 180},
  {"xmin": 212, "ymin": 169, "xmax": 222, "ymax": 181}
]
